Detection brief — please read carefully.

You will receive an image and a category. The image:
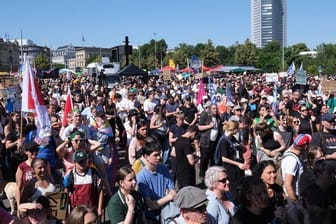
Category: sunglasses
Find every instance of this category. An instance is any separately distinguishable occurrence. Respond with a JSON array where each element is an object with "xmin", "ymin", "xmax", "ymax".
[
  {"xmin": 218, "ymin": 177, "xmax": 229, "ymax": 183},
  {"xmin": 293, "ymin": 121, "xmax": 299, "ymax": 124},
  {"xmin": 300, "ymin": 109, "xmax": 307, "ymax": 112},
  {"xmin": 73, "ymin": 139, "xmax": 84, "ymax": 143}
]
